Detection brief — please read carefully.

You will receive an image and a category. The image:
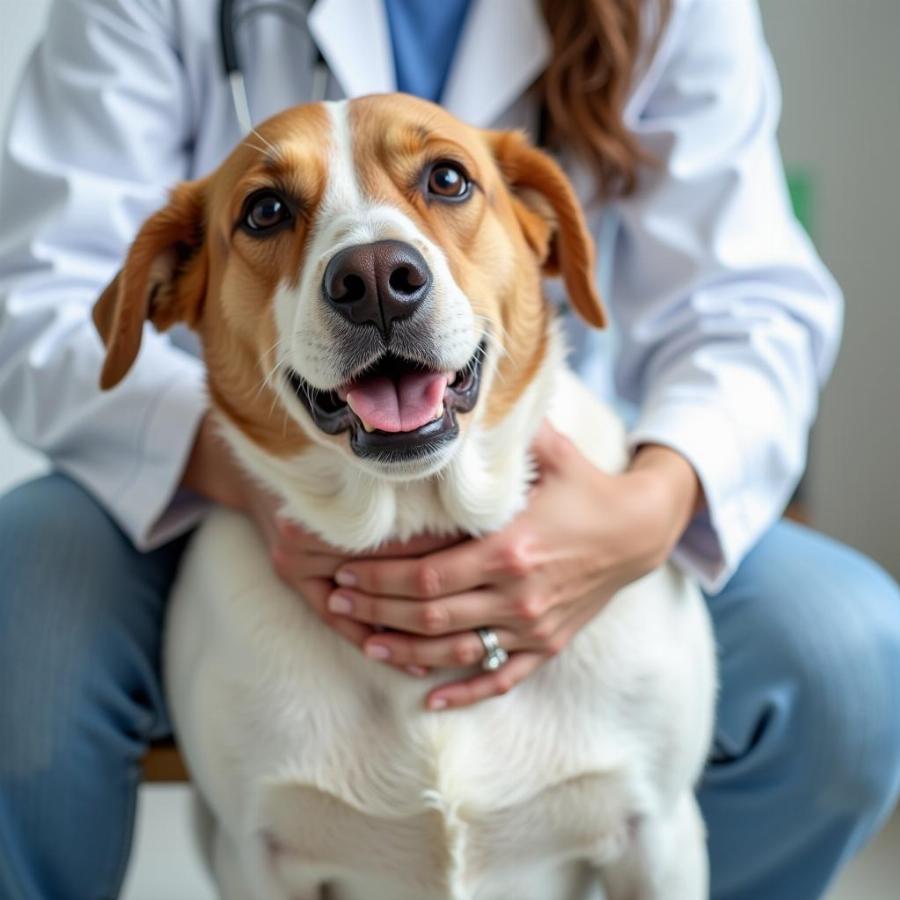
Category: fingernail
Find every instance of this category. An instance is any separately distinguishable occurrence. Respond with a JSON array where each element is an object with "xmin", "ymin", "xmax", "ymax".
[
  {"xmin": 428, "ymin": 696, "xmax": 448, "ymax": 710},
  {"xmin": 328, "ymin": 593, "xmax": 353, "ymax": 615},
  {"xmin": 365, "ymin": 643, "xmax": 390, "ymax": 660},
  {"xmin": 406, "ymin": 665, "xmax": 428, "ymax": 677},
  {"xmin": 335, "ymin": 569, "xmax": 357, "ymax": 587}
]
